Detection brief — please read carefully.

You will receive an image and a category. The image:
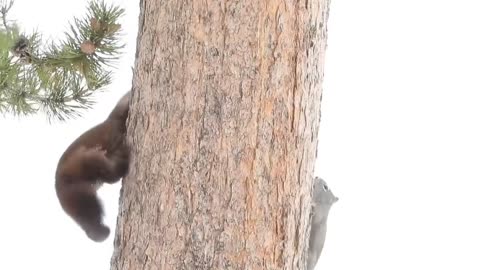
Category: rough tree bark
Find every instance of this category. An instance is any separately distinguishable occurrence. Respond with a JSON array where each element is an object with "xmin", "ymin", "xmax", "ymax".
[{"xmin": 111, "ymin": 0, "xmax": 330, "ymax": 269}]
